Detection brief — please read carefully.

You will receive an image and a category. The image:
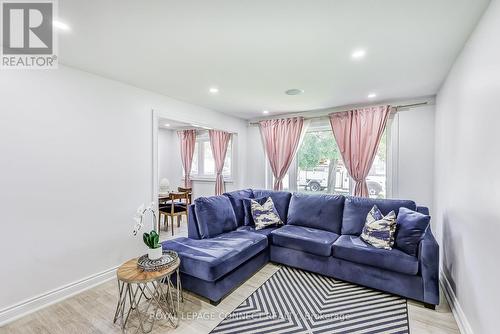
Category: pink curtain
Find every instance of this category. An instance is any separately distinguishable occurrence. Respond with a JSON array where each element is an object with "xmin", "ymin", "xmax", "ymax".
[
  {"xmin": 259, "ymin": 117, "xmax": 304, "ymax": 190},
  {"xmin": 329, "ymin": 105, "xmax": 390, "ymax": 197},
  {"xmin": 209, "ymin": 130, "xmax": 232, "ymax": 195},
  {"xmin": 177, "ymin": 130, "xmax": 197, "ymax": 188}
]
